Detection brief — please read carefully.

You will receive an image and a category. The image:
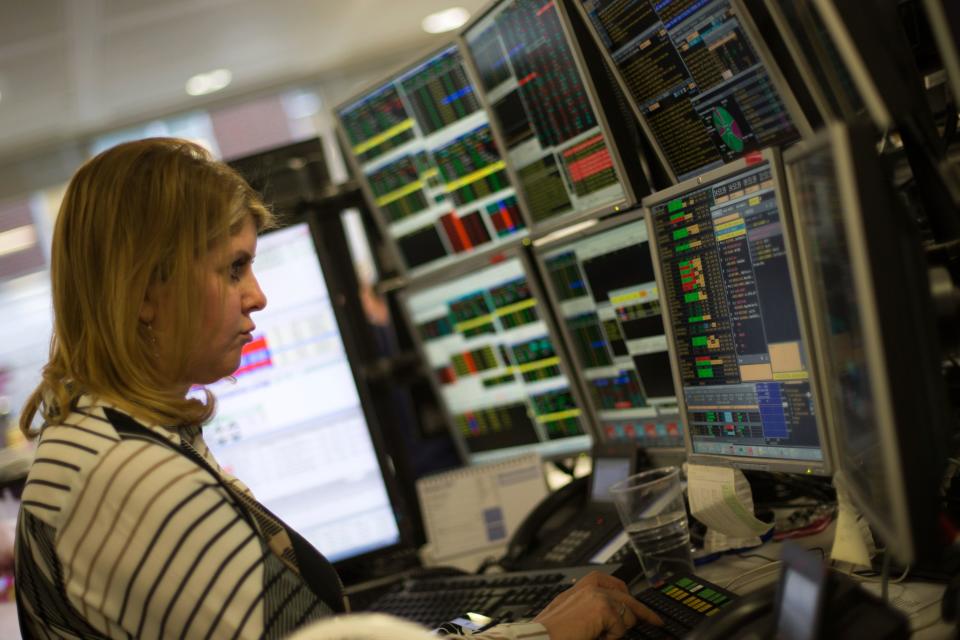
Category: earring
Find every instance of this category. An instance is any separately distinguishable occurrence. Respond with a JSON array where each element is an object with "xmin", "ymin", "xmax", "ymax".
[{"xmin": 146, "ymin": 323, "xmax": 160, "ymax": 358}]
